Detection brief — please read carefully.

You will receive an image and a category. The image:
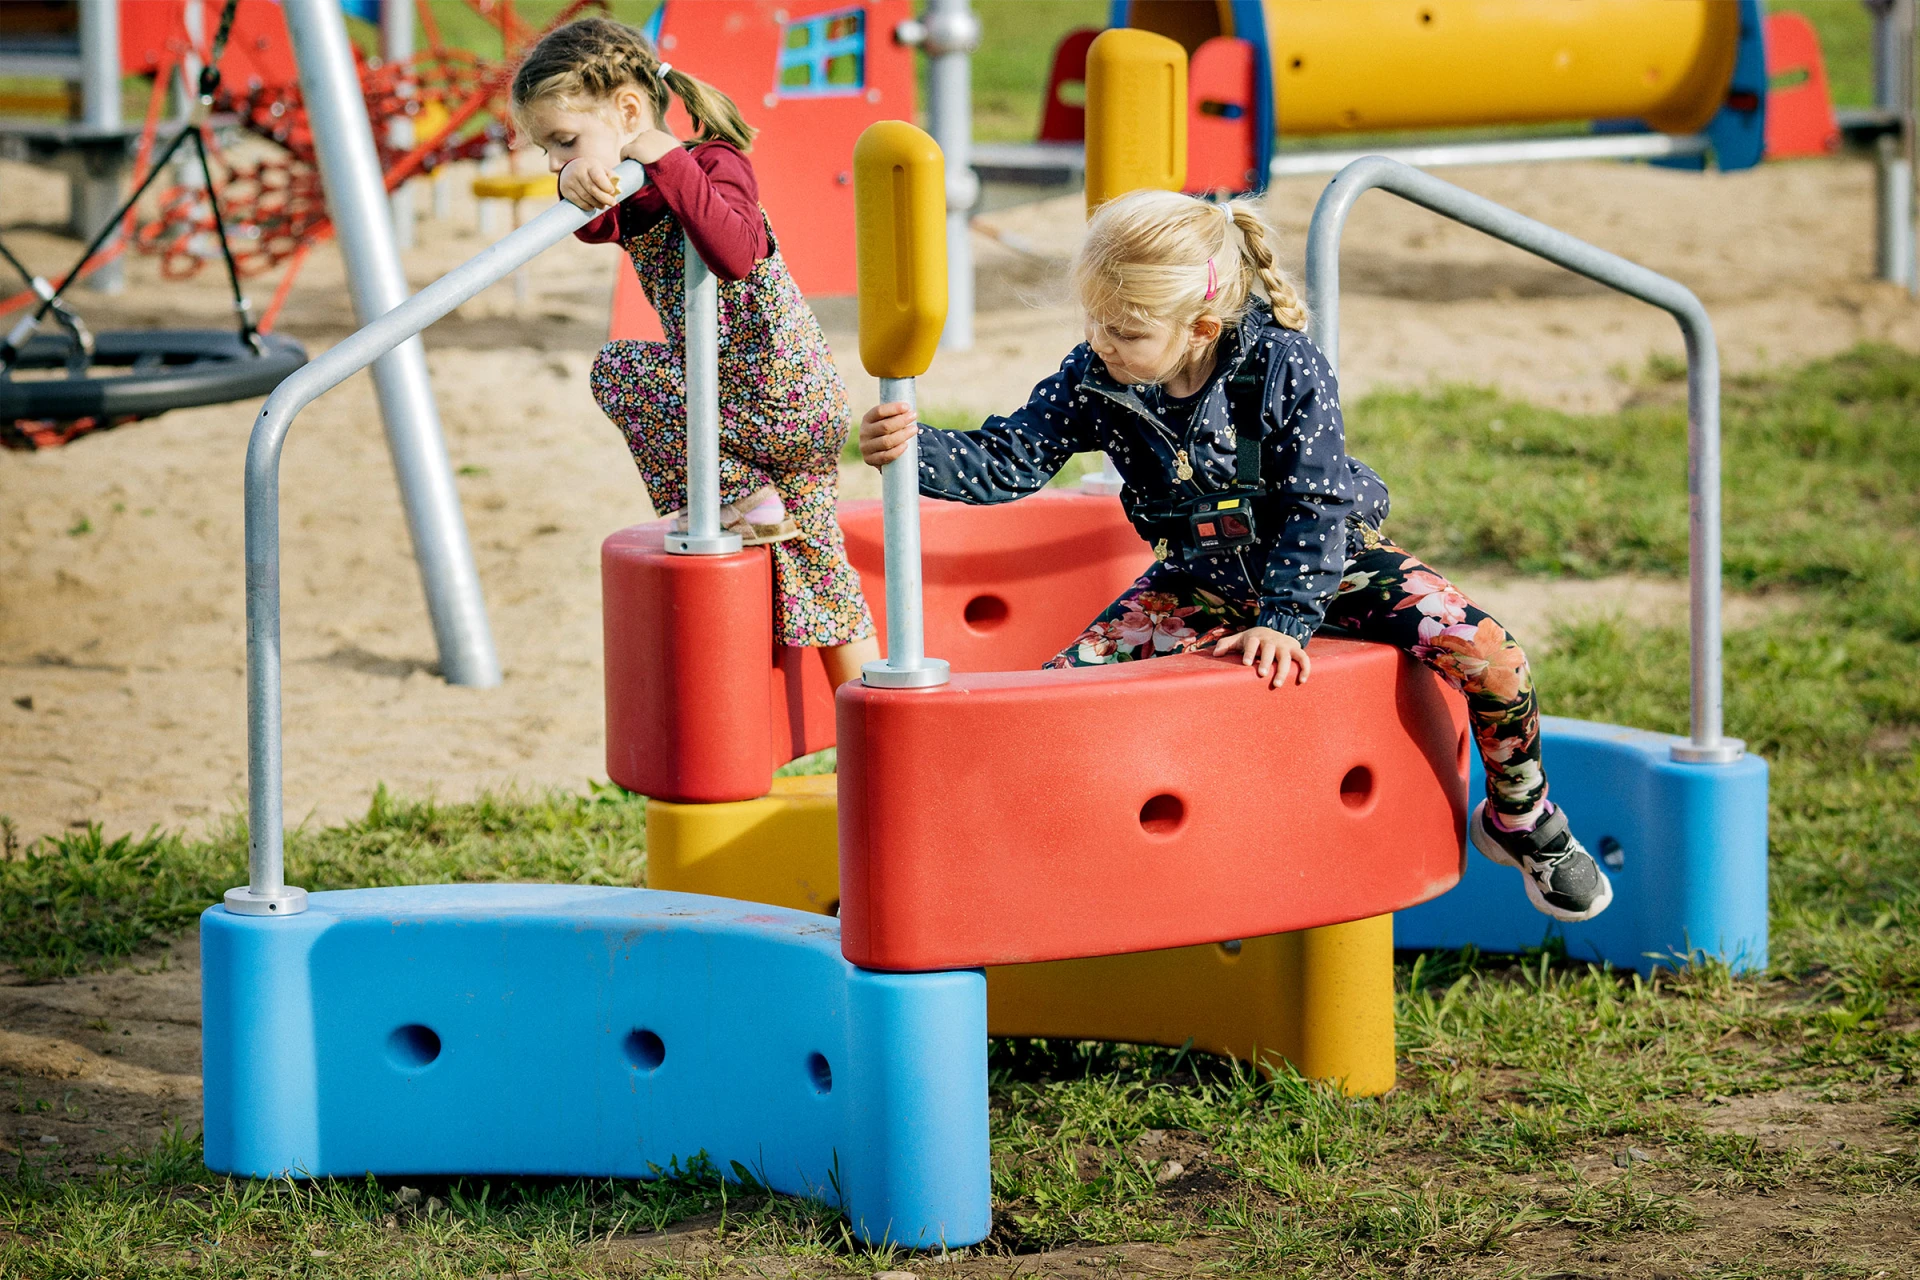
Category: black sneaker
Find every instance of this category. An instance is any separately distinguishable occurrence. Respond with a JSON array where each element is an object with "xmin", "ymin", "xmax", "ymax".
[{"xmin": 1470, "ymin": 802, "xmax": 1614, "ymax": 923}]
